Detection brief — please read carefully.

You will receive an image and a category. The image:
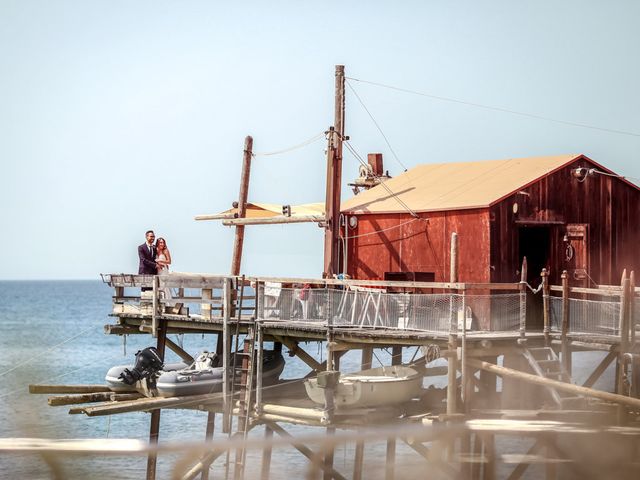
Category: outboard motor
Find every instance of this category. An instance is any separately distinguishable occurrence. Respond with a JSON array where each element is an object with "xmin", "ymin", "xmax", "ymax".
[{"xmin": 119, "ymin": 347, "xmax": 164, "ymax": 385}]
